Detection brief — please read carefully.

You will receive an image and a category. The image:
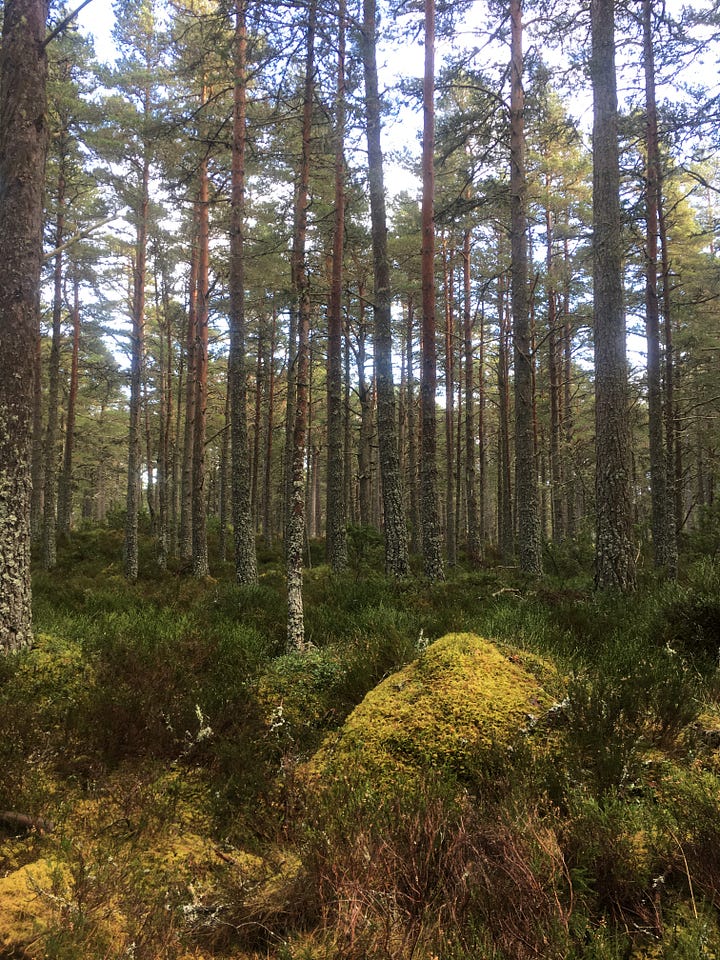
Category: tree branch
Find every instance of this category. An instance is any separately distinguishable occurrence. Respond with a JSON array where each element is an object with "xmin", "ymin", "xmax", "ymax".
[{"xmin": 44, "ymin": 0, "xmax": 96, "ymax": 47}]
